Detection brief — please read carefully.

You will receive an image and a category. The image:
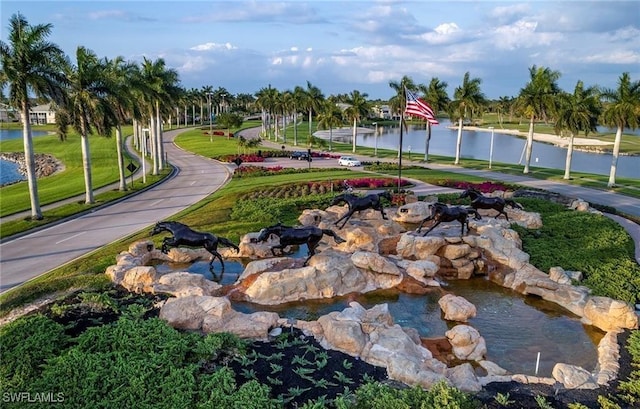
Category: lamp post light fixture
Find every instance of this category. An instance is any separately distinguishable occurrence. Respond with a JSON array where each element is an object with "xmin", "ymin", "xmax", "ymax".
[
  {"xmin": 488, "ymin": 126, "xmax": 495, "ymax": 169},
  {"xmin": 207, "ymin": 92, "xmax": 214, "ymax": 142},
  {"xmin": 408, "ymin": 145, "xmax": 412, "ymax": 161},
  {"xmin": 372, "ymin": 122, "xmax": 378, "ymax": 156}
]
